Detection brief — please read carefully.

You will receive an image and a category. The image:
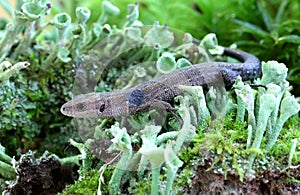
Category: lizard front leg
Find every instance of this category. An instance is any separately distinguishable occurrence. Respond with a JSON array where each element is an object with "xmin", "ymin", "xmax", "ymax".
[
  {"xmin": 128, "ymin": 88, "xmax": 183, "ymax": 125},
  {"xmin": 135, "ymin": 99, "xmax": 177, "ymax": 113},
  {"xmin": 135, "ymin": 99, "xmax": 183, "ymax": 126},
  {"xmin": 128, "ymin": 88, "xmax": 176, "ymax": 112}
]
